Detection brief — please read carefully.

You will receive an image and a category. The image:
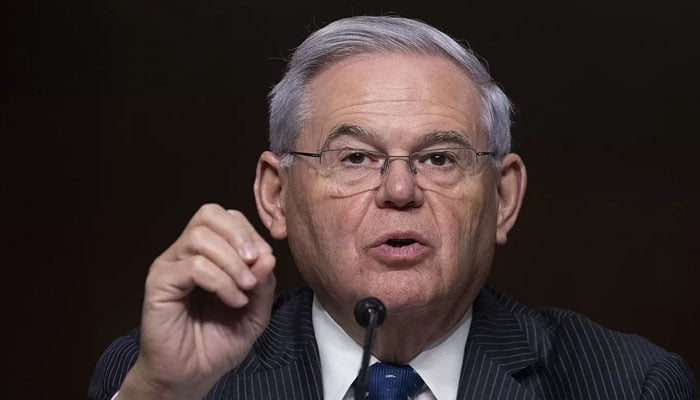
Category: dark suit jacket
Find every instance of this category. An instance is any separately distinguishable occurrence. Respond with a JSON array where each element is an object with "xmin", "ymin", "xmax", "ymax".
[{"xmin": 89, "ymin": 286, "xmax": 698, "ymax": 399}]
